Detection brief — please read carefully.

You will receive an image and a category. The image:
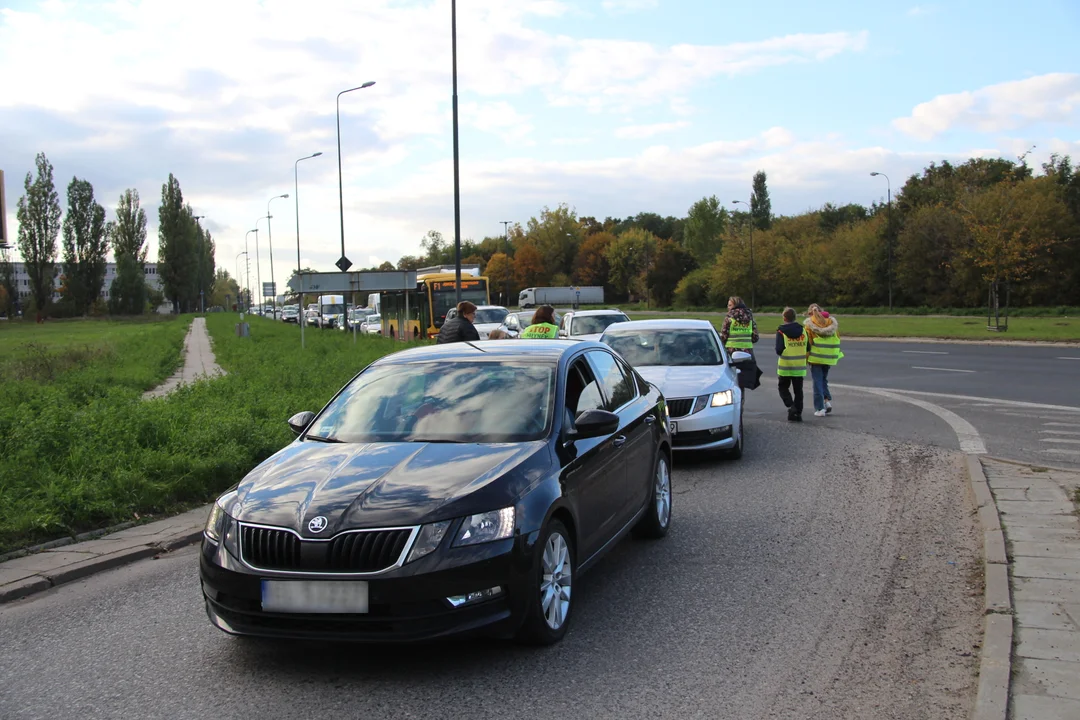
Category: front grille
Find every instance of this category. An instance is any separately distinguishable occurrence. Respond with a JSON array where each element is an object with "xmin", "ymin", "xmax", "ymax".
[
  {"xmin": 667, "ymin": 398, "xmax": 694, "ymax": 418},
  {"xmin": 239, "ymin": 524, "xmax": 413, "ymax": 574}
]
